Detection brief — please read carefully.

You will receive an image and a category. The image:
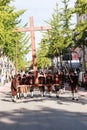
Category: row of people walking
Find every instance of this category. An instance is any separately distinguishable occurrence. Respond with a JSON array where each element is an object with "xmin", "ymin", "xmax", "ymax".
[{"xmin": 11, "ymin": 70, "xmax": 79, "ymax": 102}]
